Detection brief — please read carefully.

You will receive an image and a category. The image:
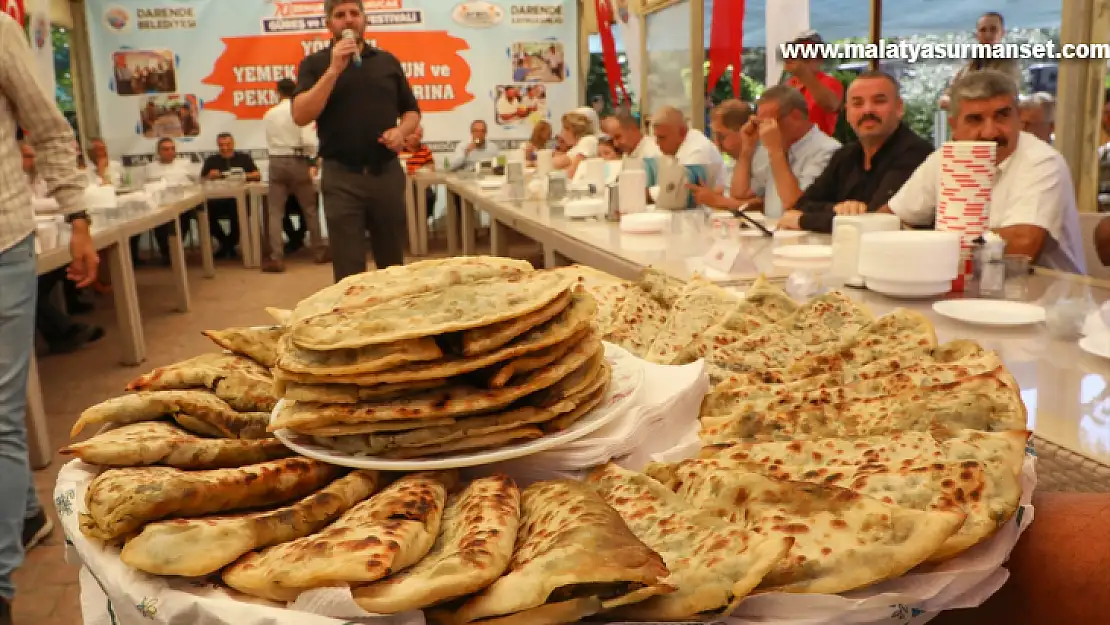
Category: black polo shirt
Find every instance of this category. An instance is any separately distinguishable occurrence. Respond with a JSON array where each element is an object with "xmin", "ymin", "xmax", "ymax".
[
  {"xmin": 201, "ymin": 151, "xmax": 258, "ymax": 177},
  {"xmin": 795, "ymin": 124, "xmax": 934, "ymax": 233},
  {"xmin": 295, "ymin": 42, "xmax": 420, "ymax": 170}
]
